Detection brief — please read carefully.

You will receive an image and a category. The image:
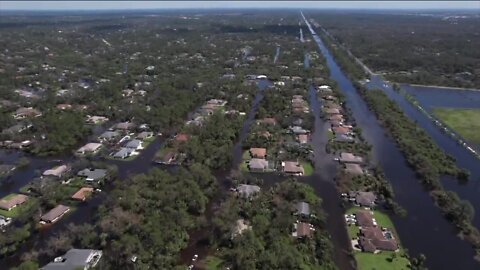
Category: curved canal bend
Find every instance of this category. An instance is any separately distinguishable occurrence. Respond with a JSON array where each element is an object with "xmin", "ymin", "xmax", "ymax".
[{"xmin": 302, "ymin": 12, "xmax": 479, "ymax": 269}]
